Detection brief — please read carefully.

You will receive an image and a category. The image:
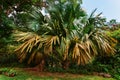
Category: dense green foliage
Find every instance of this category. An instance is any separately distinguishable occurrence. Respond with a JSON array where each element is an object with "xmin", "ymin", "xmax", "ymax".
[{"xmin": 105, "ymin": 29, "xmax": 120, "ymax": 79}]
